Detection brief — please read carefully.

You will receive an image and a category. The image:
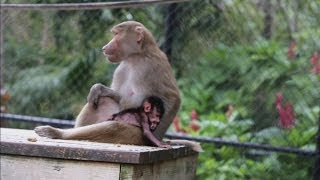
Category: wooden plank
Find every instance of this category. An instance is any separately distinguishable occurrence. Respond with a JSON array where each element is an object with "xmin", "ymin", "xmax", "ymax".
[
  {"xmin": 120, "ymin": 155, "xmax": 198, "ymax": 180},
  {"xmin": 1, "ymin": 128, "xmax": 197, "ymax": 164},
  {"xmin": 1, "ymin": 155, "xmax": 120, "ymax": 180}
]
